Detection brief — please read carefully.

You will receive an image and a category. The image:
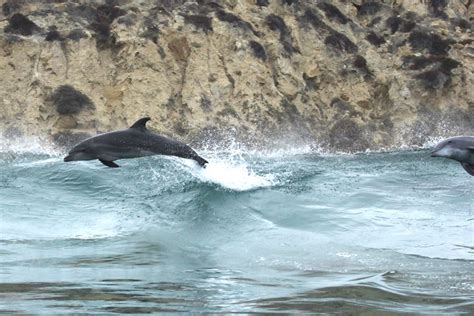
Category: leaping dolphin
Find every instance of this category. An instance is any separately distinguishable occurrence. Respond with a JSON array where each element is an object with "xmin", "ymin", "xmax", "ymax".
[
  {"xmin": 64, "ymin": 117, "xmax": 208, "ymax": 168},
  {"xmin": 431, "ymin": 136, "xmax": 474, "ymax": 176}
]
